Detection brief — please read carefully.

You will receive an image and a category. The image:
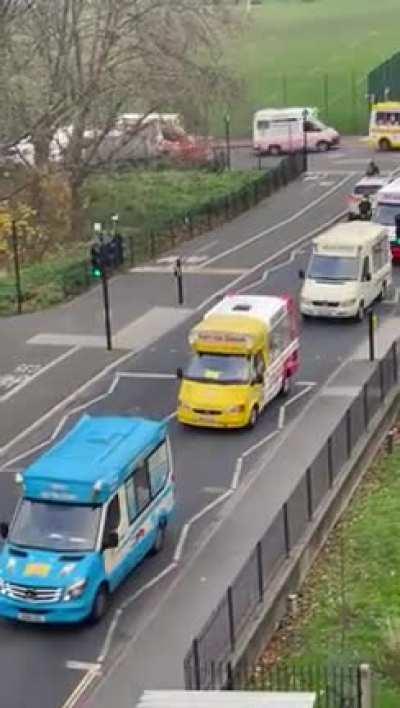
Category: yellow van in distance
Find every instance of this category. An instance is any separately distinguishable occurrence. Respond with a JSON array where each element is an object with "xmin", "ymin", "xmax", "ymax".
[{"xmin": 177, "ymin": 295, "xmax": 299, "ymax": 429}]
